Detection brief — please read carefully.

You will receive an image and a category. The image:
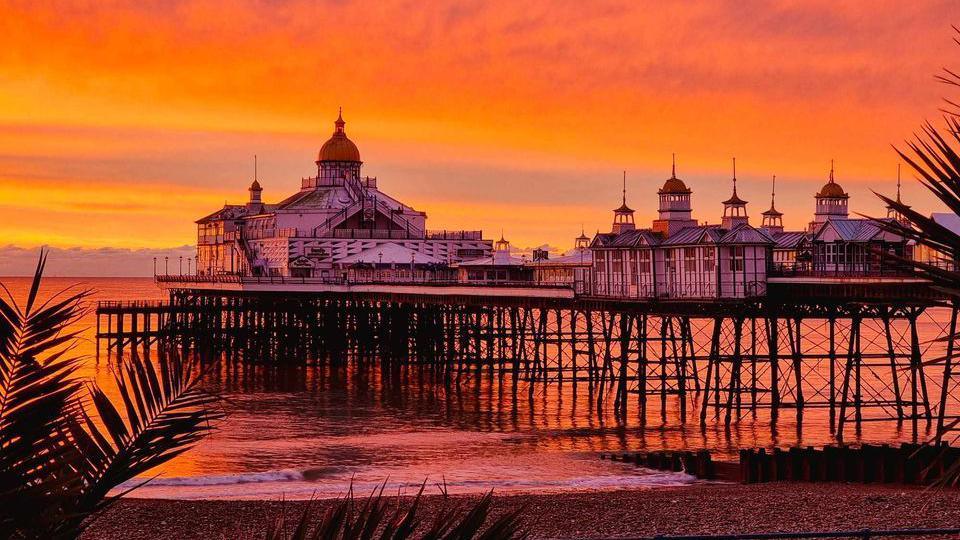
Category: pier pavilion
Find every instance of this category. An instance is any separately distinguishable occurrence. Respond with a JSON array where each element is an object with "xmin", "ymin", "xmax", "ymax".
[{"xmin": 196, "ymin": 111, "xmax": 493, "ymax": 279}]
